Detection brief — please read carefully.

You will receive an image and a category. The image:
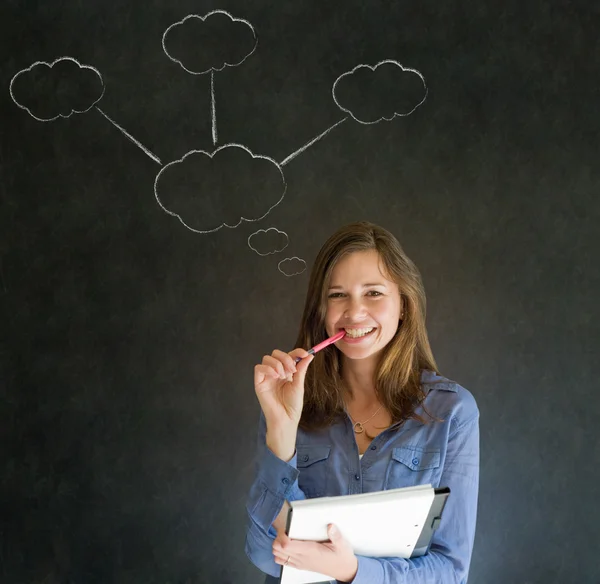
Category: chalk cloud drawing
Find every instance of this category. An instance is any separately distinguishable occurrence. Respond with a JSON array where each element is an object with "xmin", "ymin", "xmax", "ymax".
[
  {"xmin": 332, "ymin": 60, "xmax": 428, "ymax": 124},
  {"xmin": 9, "ymin": 57, "xmax": 163, "ymax": 164},
  {"xmin": 10, "ymin": 12, "xmax": 428, "ymax": 276},
  {"xmin": 279, "ymin": 60, "xmax": 426, "ymax": 166},
  {"xmin": 162, "ymin": 10, "xmax": 257, "ymax": 74},
  {"xmin": 248, "ymin": 228, "xmax": 289, "ymax": 256},
  {"xmin": 9, "ymin": 57, "xmax": 104, "ymax": 121},
  {"xmin": 162, "ymin": 10, "xmax": 257, "ymax": 146},
  {"xmin": 154, "ymin": 144, "xmax": 286, "ymax": 234},
  {"xmin": 156, "ymin": 12, "xmax": 284, "ymax": 234},
  {"xmin": 278, "ymin": 257, "xmax": 307, "ymax": 277}
]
